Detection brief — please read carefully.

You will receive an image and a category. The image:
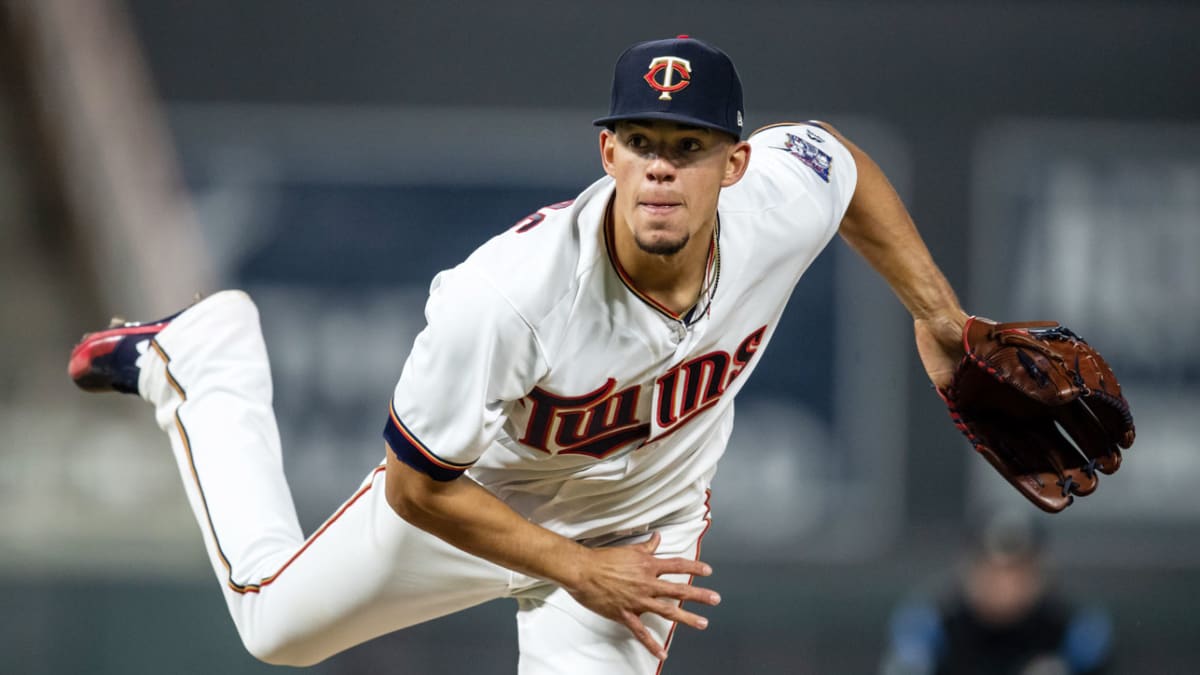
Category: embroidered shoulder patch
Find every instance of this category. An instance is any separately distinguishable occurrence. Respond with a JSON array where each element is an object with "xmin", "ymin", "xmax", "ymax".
[{"xmin": 775, "ymin": 132, "xmax": 832, "ymax": 182}]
